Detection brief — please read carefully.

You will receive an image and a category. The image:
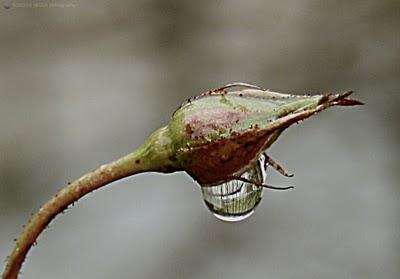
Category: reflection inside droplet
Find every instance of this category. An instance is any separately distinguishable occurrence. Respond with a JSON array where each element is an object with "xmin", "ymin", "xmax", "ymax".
[{"xmin": 201, "ymin": 153, "xmax": 268, "ymax": 222}]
